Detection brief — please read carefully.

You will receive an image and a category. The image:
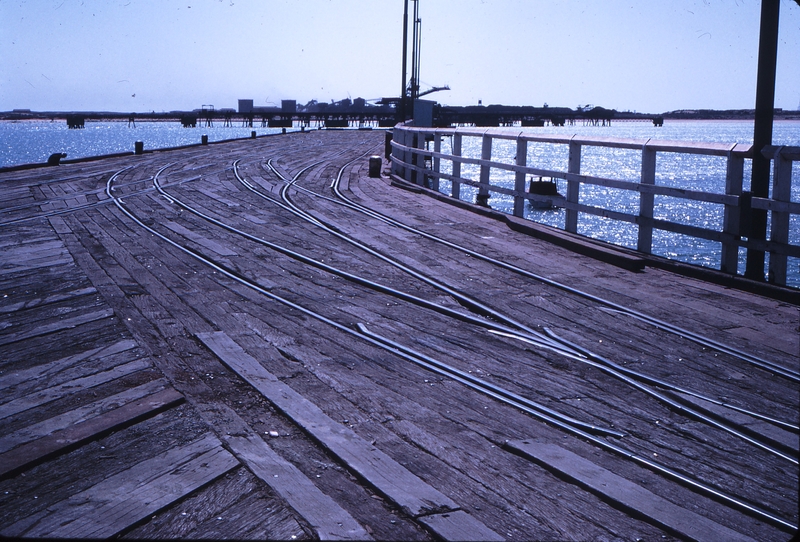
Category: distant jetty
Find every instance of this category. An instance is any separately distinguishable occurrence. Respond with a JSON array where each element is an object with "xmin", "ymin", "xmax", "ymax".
[{"xmin": 2, "ymin": 105, "xmax": 797, "ymax": 128}]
